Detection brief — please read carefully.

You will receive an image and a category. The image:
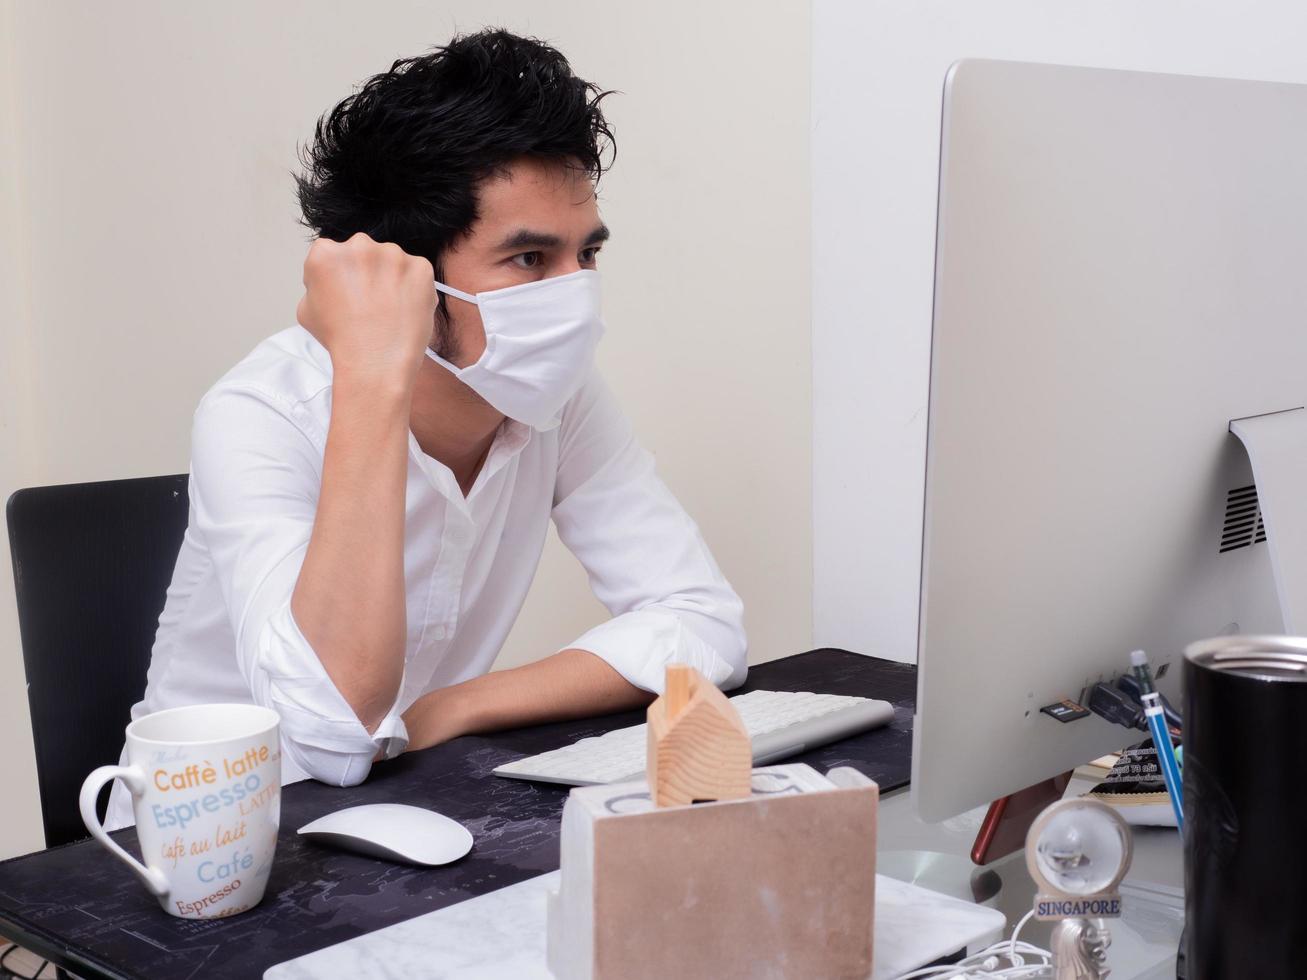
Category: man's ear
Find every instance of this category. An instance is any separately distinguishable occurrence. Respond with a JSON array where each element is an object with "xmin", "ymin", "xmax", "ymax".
[{"xmin": 429, "ymin": 256, "xmax": 457, "ymax": 361}]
